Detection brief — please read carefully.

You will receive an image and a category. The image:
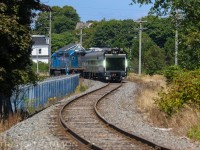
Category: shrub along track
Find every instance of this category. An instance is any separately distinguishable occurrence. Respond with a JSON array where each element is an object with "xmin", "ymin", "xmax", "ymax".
[{"xmin": 56, "ymin": 82, "xmax": 171, "ymax": 150}]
